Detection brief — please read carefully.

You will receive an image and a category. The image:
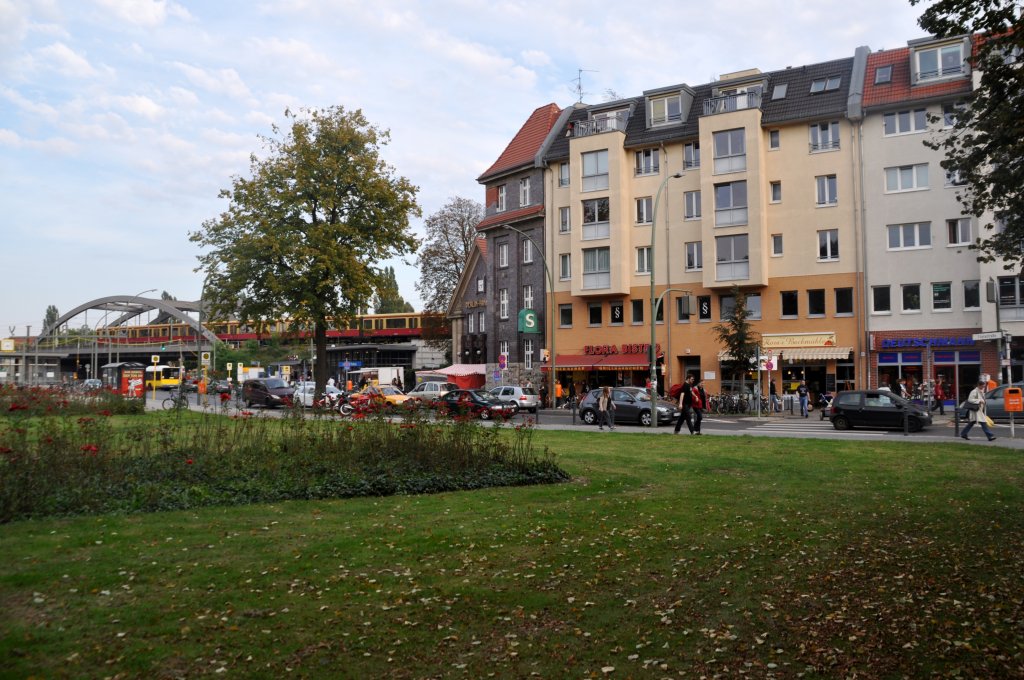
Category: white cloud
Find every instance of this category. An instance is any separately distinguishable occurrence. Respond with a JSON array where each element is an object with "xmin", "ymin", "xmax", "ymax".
[
  {"xmin": 35, "ymin": 41, "xmax": 97, "ymax": 78},
  {"xmin": 0, "ymin": 85, "xmax": 60, "ymax": 121},
  {"xmin": 94, "ymin": 0, "xmax": 192, "ymax": 27},
  {"xmin": 0, "ymin": 127, "xmax": 77, "ymax": 154},
  {"xmin": 172, "ymin": 61, "xmax": 252, "ymax": 101},
  {"xmin": 112, "ymin": 93, "xmax": 164, "ymax": 120},
  {"xmin": 520, "ymin": 49, "xmax": 551, "ymax": 68}
]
